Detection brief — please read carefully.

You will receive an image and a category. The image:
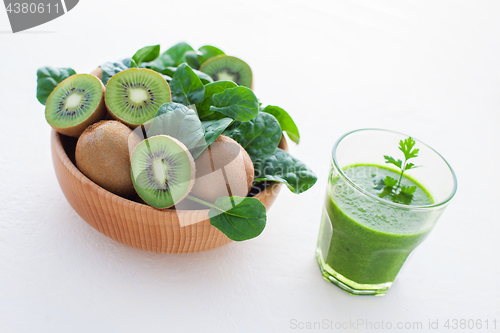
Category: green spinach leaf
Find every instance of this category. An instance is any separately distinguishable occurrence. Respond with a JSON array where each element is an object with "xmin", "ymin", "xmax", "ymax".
[
  {"xmin": 140, "ymin": 54, "xmax": 175, "ymax": 73},
  {"xmin": 253, "ymin": 148, "xmax": 317, "ymax": 194},
  {"xmin": 142, "ymin": 42, "xmax": 194, "ymax": 70},
  {"xmin": 262, "ymin": 105, "xmax": 300, "ymax": 144},
  {"xmin": 162, "ymin": 67, "xmax": 213, "ymax": 85},
  {"xmin": 198, "ymin": 45, "xmax": 225, "ymax": 64},
  {"xmin": 36, "ymin": 67, "xmax": 76, "ymax": 105},
  {"xmin": 196, "ymin": 81, "xmax": 237, "ymax": 119},
  {"xmin": 192, "ymin": 69, "xmax": 214, "ymax": 85},
  {"xmin": 210, "ymin": 87, "xmax": 259, "ymax": 121},
  {"xmin": 224, "ymin": 112, "xmax": 281, "ymax": 162},
  {"xmin": 132, "ymin": 44, "xmax": 160, "ymax": 65},
  {"xmin": 147, "ymin": 102, "xmax": 205, "ymax": 157},
  {"xmin": 170, "ymin": 64, "xmax": 205, "ymax": 106},
  {"xmin": 202, "ymin": 118, "xmax": 234, "ymax": 147},
  {"xmin": 101, "ymin": 58, "xmax": 137, "ymax": 85},
  {"xmin": 163, "ymin": 42, "xmax": 194, "ymax": 66},
  {"xmin": 208, "ymin": 196, "xmax": 266, "ymax": 241},
  {"xmin": 184, "ymin": 51, "xmax": 200, "ymax": 70},
  {"xmin": 160, "ymin": 67, "xmax": 177, "ymax": 77},
  {"xmin": 160, "ymin": 74, "xmax": 172, "ymax": 82}
]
